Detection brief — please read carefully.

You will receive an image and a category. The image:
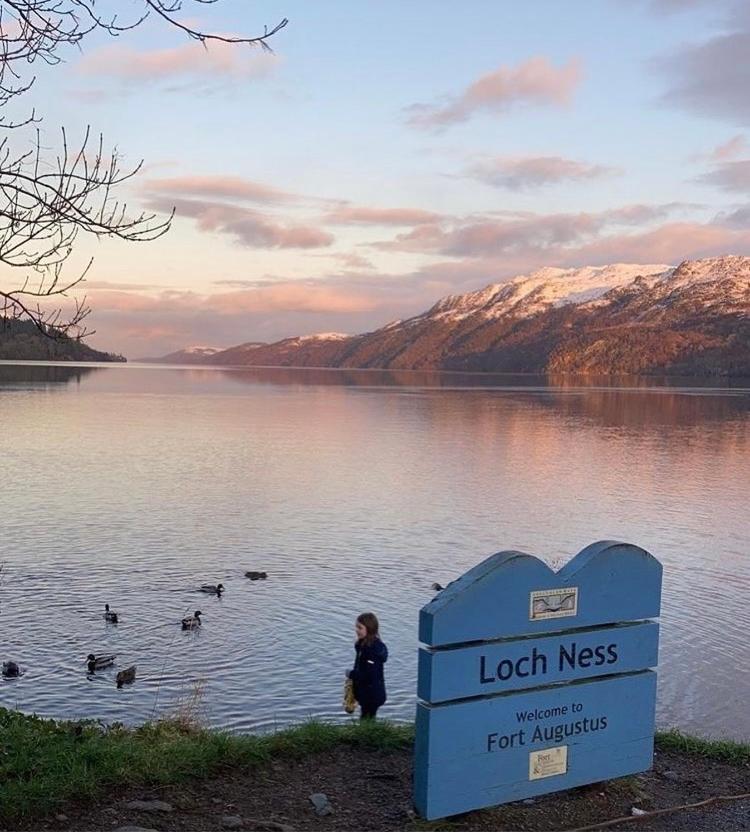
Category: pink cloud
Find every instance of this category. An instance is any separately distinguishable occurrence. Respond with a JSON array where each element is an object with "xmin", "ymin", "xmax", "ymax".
[
  {"xmin": 89, "ymin": 282, "xmax": 378, "ymax": 318},
  {"xmin": 467, "ymin": 155, "xmax": 619, "ymax": 190},
  {"xmin": 709, "ymin": 134, "xmax": 747, "ymax": 161},
  {"xmin": 565, "ymin": 222, "xmax": 750, "ymax": 265},
  {"xmin": 406, "ymin": 57, "xmax": 582, "ymax": 129},
  {"xmin": 85, "ymin": 279, "xmax": 392, "ymax": 356},
  {"xmin": 375, "ymin": 204, "xmax": 690, "ymax": 257},
  {"xmin": 144, "ymin": 176, "xmax": 295, "ymax": 204},
  {"xmin": 324, "ymin": 206, "xmax": 443, "ymax": 225},
  {"xmin": 146, "ymin": 195, "xmax": 333, "ymax": 249},
  {"xmin": 77, "ymin": 41, "xmax": 278, "ymax": 82}
]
